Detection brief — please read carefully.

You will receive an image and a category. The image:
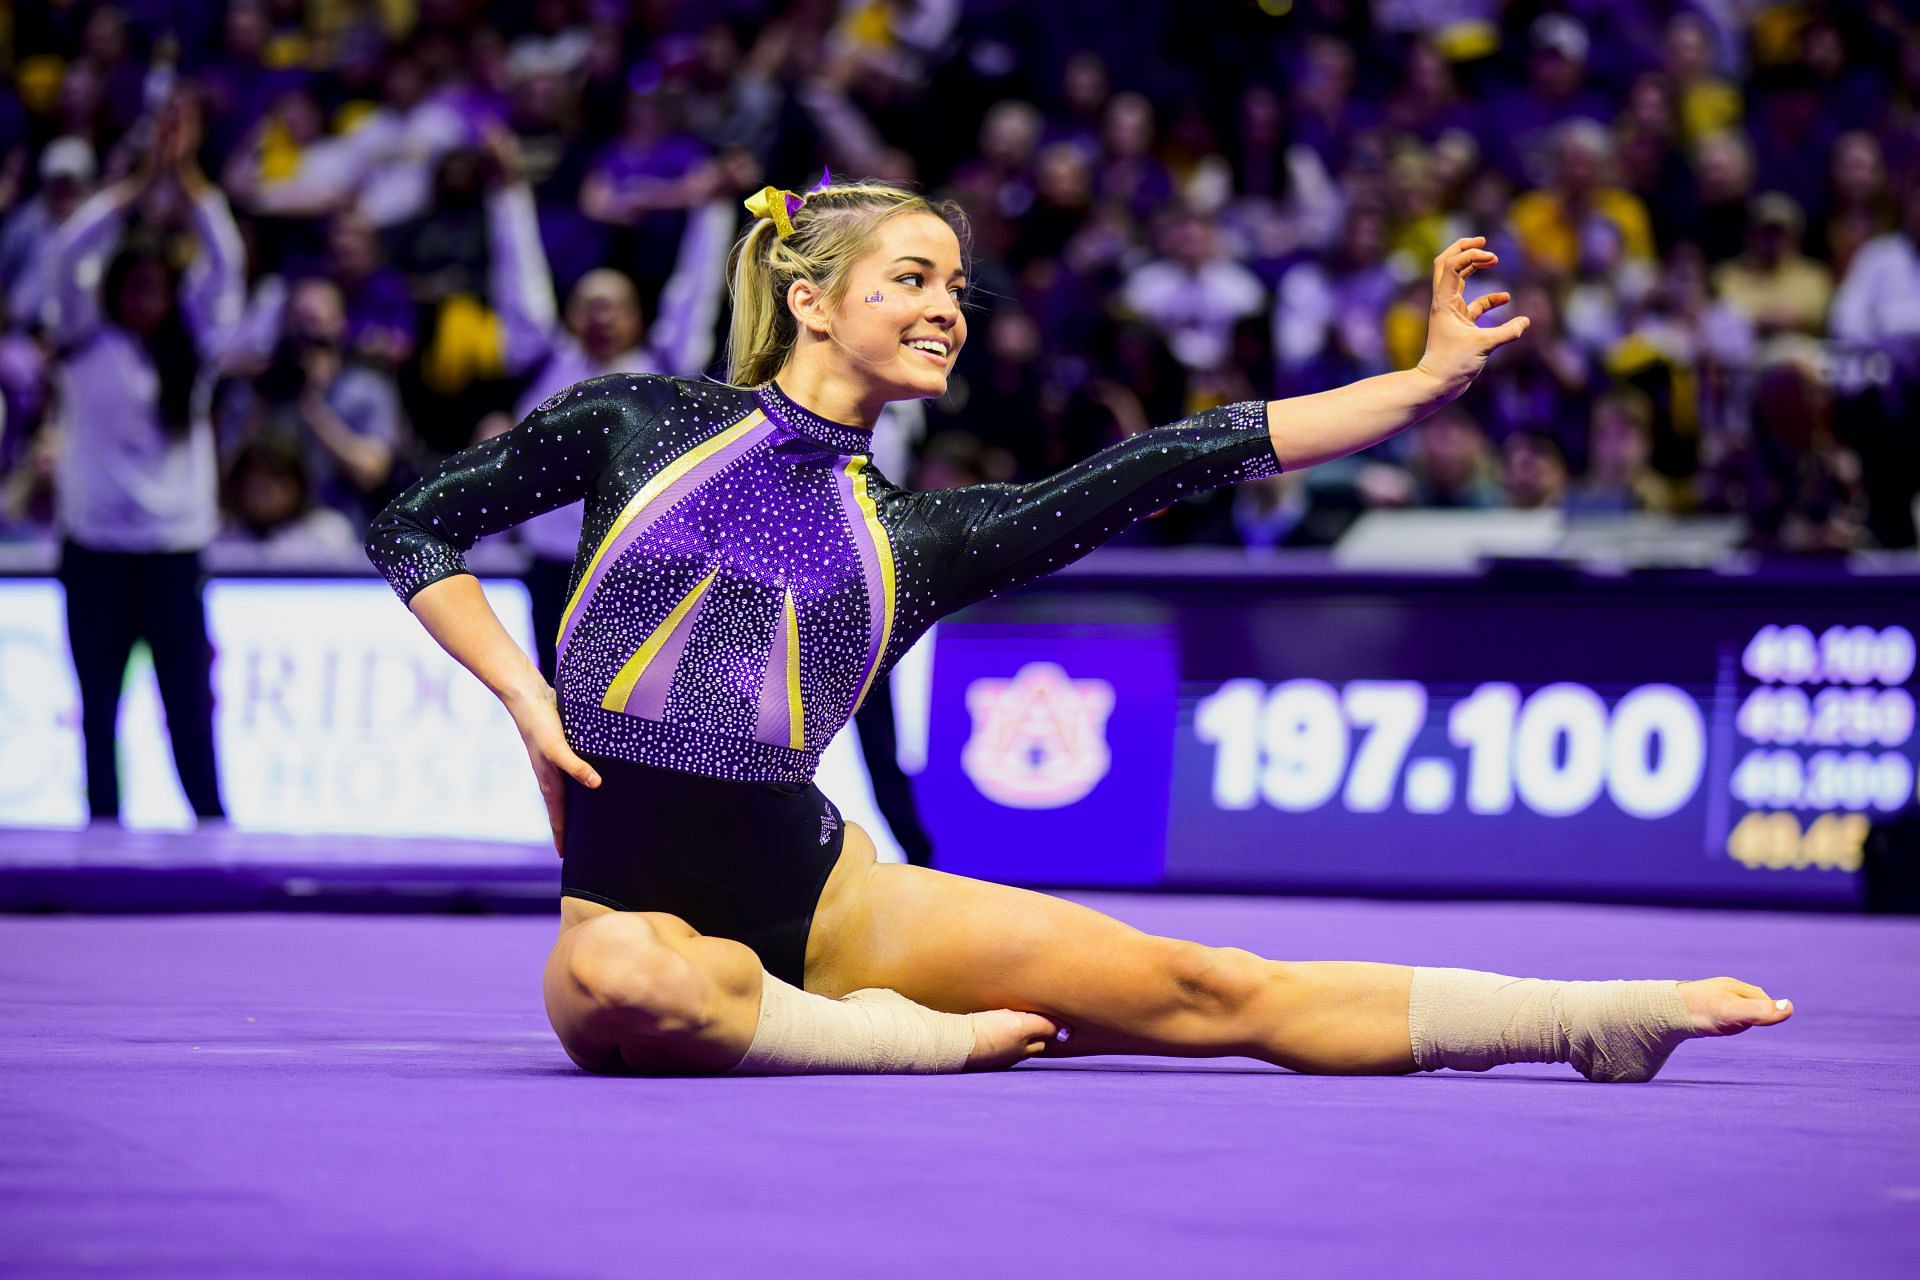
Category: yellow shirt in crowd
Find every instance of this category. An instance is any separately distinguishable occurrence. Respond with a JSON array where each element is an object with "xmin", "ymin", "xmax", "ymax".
[{"xmin": 1508, "ymin": 186, "xmax": 1656, "ymax": 275}]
